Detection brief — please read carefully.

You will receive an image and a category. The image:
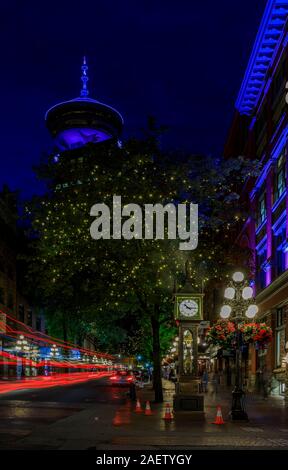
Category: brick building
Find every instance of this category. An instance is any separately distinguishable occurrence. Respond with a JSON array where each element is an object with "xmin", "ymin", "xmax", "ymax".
[{"xmin": 224, "ymin": 0, "xmax": 288, "ymax": 396}]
